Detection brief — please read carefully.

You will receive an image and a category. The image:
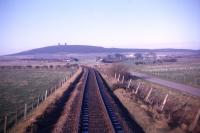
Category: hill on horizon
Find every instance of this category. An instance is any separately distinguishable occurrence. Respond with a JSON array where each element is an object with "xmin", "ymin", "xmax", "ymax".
[{"xmin": 10, "ymin": 45, "xmax": 198, "ymax": 56}]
